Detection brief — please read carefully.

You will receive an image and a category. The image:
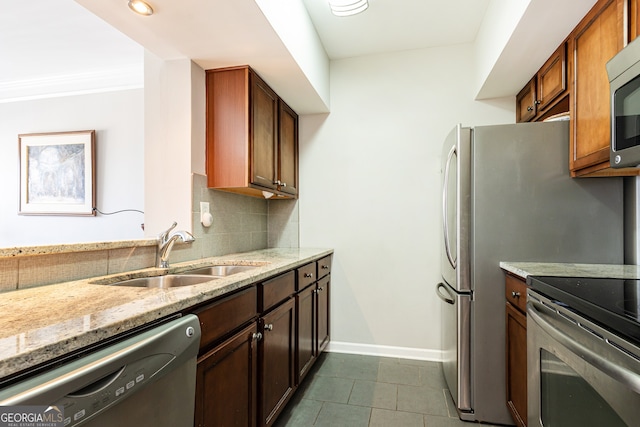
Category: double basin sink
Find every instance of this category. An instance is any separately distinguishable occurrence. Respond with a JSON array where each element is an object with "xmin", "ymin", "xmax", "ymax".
[{"xmin": 96, "ymin": 265, "xmax": 259, "ymax": 289}]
